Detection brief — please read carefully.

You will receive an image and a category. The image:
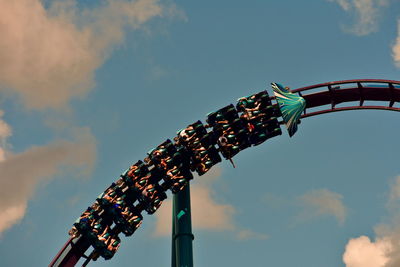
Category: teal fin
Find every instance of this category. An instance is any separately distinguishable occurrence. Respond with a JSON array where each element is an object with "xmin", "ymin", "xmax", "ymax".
[{"xmin": 271, "ymin": 83, "xmax": 306, "ymax": 137}]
